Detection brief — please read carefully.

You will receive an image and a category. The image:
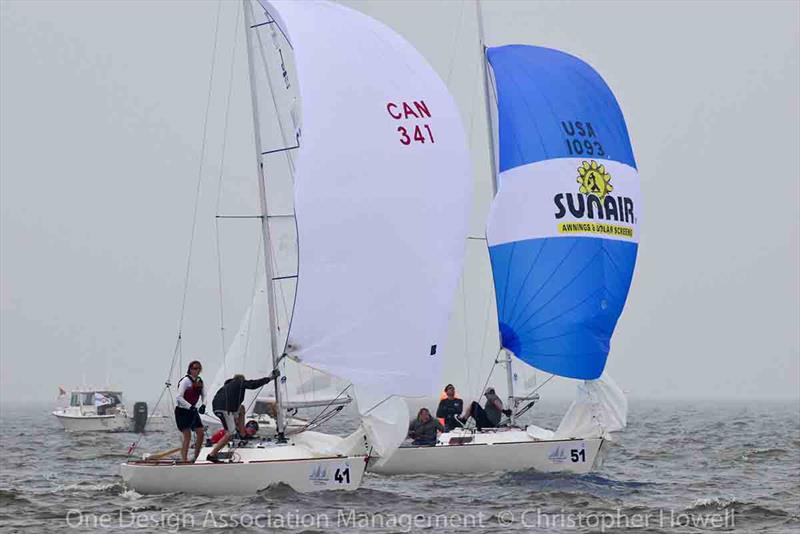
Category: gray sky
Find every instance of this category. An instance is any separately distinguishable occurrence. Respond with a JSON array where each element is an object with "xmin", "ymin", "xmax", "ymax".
[{"xmin": 1, "ymin": 0, "xmax": 798, "ymax": 405}]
